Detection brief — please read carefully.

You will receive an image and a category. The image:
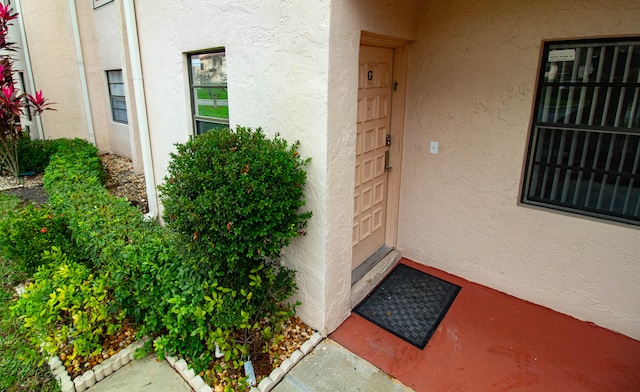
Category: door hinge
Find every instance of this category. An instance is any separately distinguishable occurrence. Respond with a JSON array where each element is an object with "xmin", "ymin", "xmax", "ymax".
[
  {"xmin": 386, "ymin": 134, "xmax": 391, "ymax": 146},
  {"xmin": 393, "ymin": 81, "xmax": 399, "ymax": 91}
]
